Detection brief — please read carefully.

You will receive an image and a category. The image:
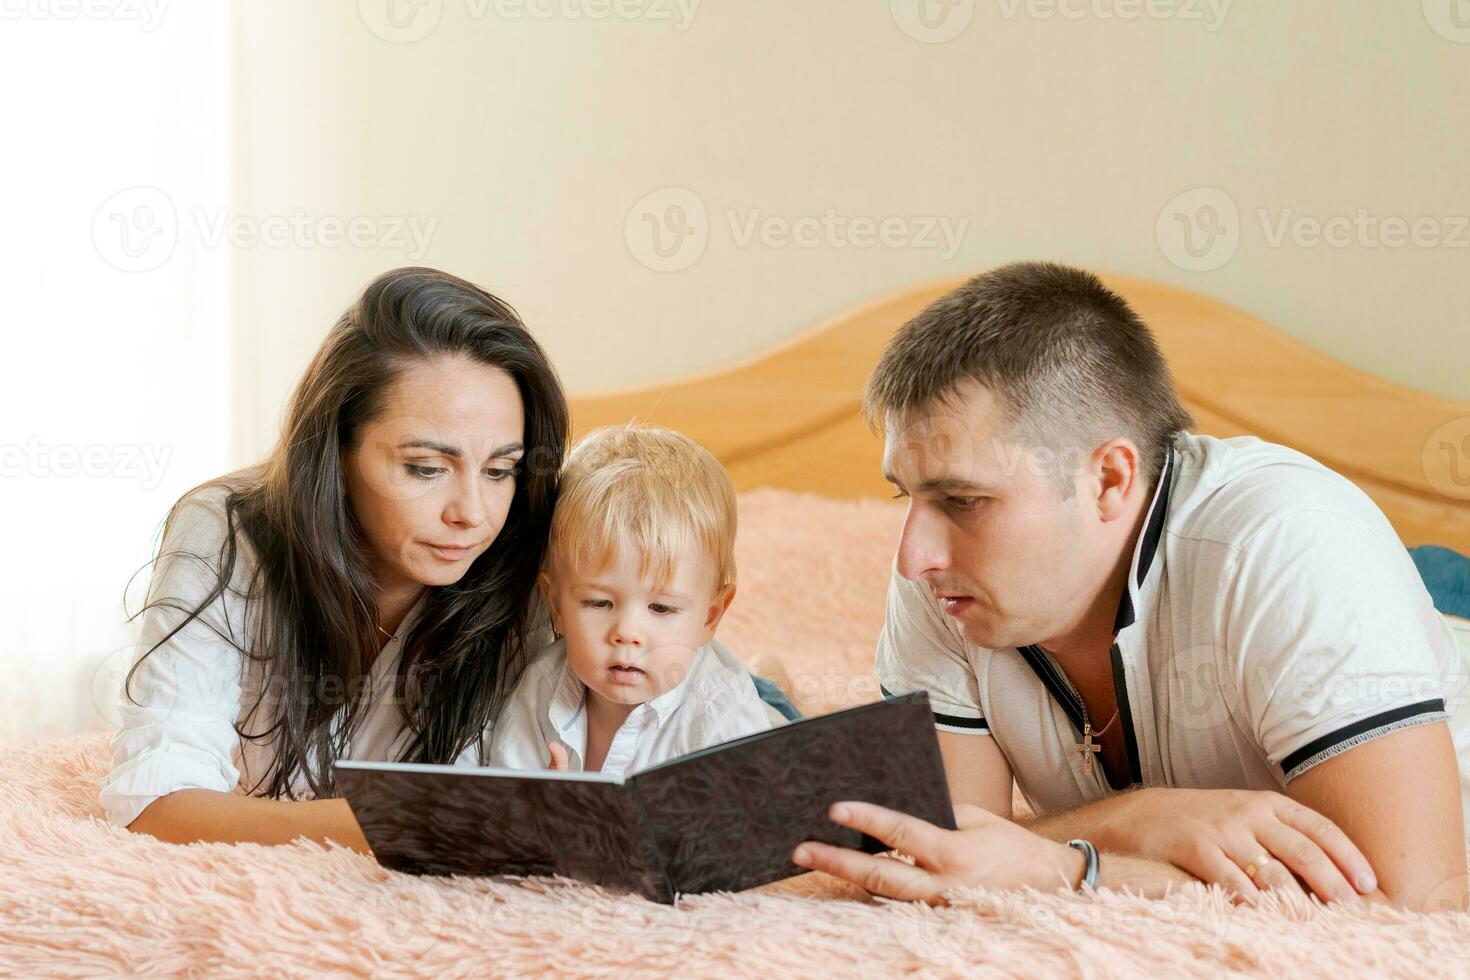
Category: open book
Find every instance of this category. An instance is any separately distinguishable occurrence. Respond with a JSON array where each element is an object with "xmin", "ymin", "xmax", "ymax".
[{"xmin": 335, "ymin": 692, "xmax": 954, "ymax": 903}]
